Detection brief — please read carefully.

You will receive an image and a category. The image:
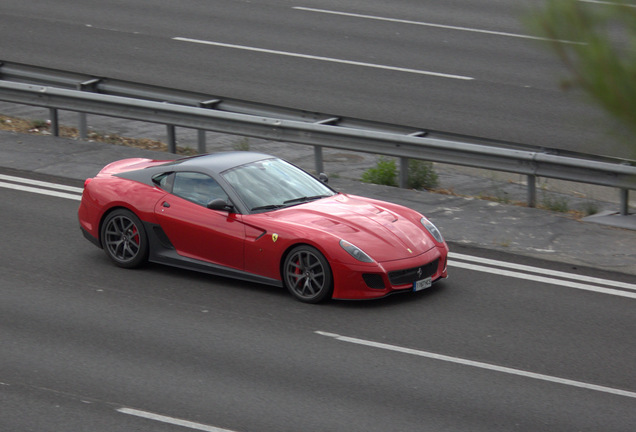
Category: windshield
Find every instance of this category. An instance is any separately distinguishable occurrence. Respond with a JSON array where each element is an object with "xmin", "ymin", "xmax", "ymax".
[{"xmin": 222, "ymin": 158, "xmax": 335, "ymax": 212}]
